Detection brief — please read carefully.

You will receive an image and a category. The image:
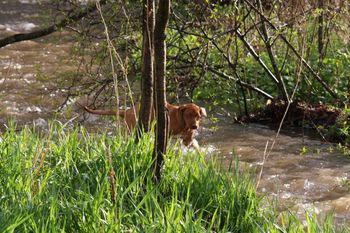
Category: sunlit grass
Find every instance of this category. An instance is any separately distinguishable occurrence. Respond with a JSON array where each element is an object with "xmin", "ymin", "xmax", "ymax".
[{"xmin": 0, "ymin": 122, "xmax": 347, "ymax": 232}]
